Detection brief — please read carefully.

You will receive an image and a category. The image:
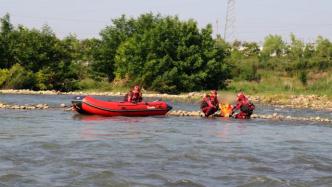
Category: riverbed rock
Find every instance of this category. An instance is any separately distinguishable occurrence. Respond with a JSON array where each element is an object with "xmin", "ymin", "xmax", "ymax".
[
  {"xmin": 12, "ymin": 105, "xmax": 20, "ymax": 109},
  {"xmin": 36, "ymin": 104, "xmax": 44, "ymax": 109}
]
